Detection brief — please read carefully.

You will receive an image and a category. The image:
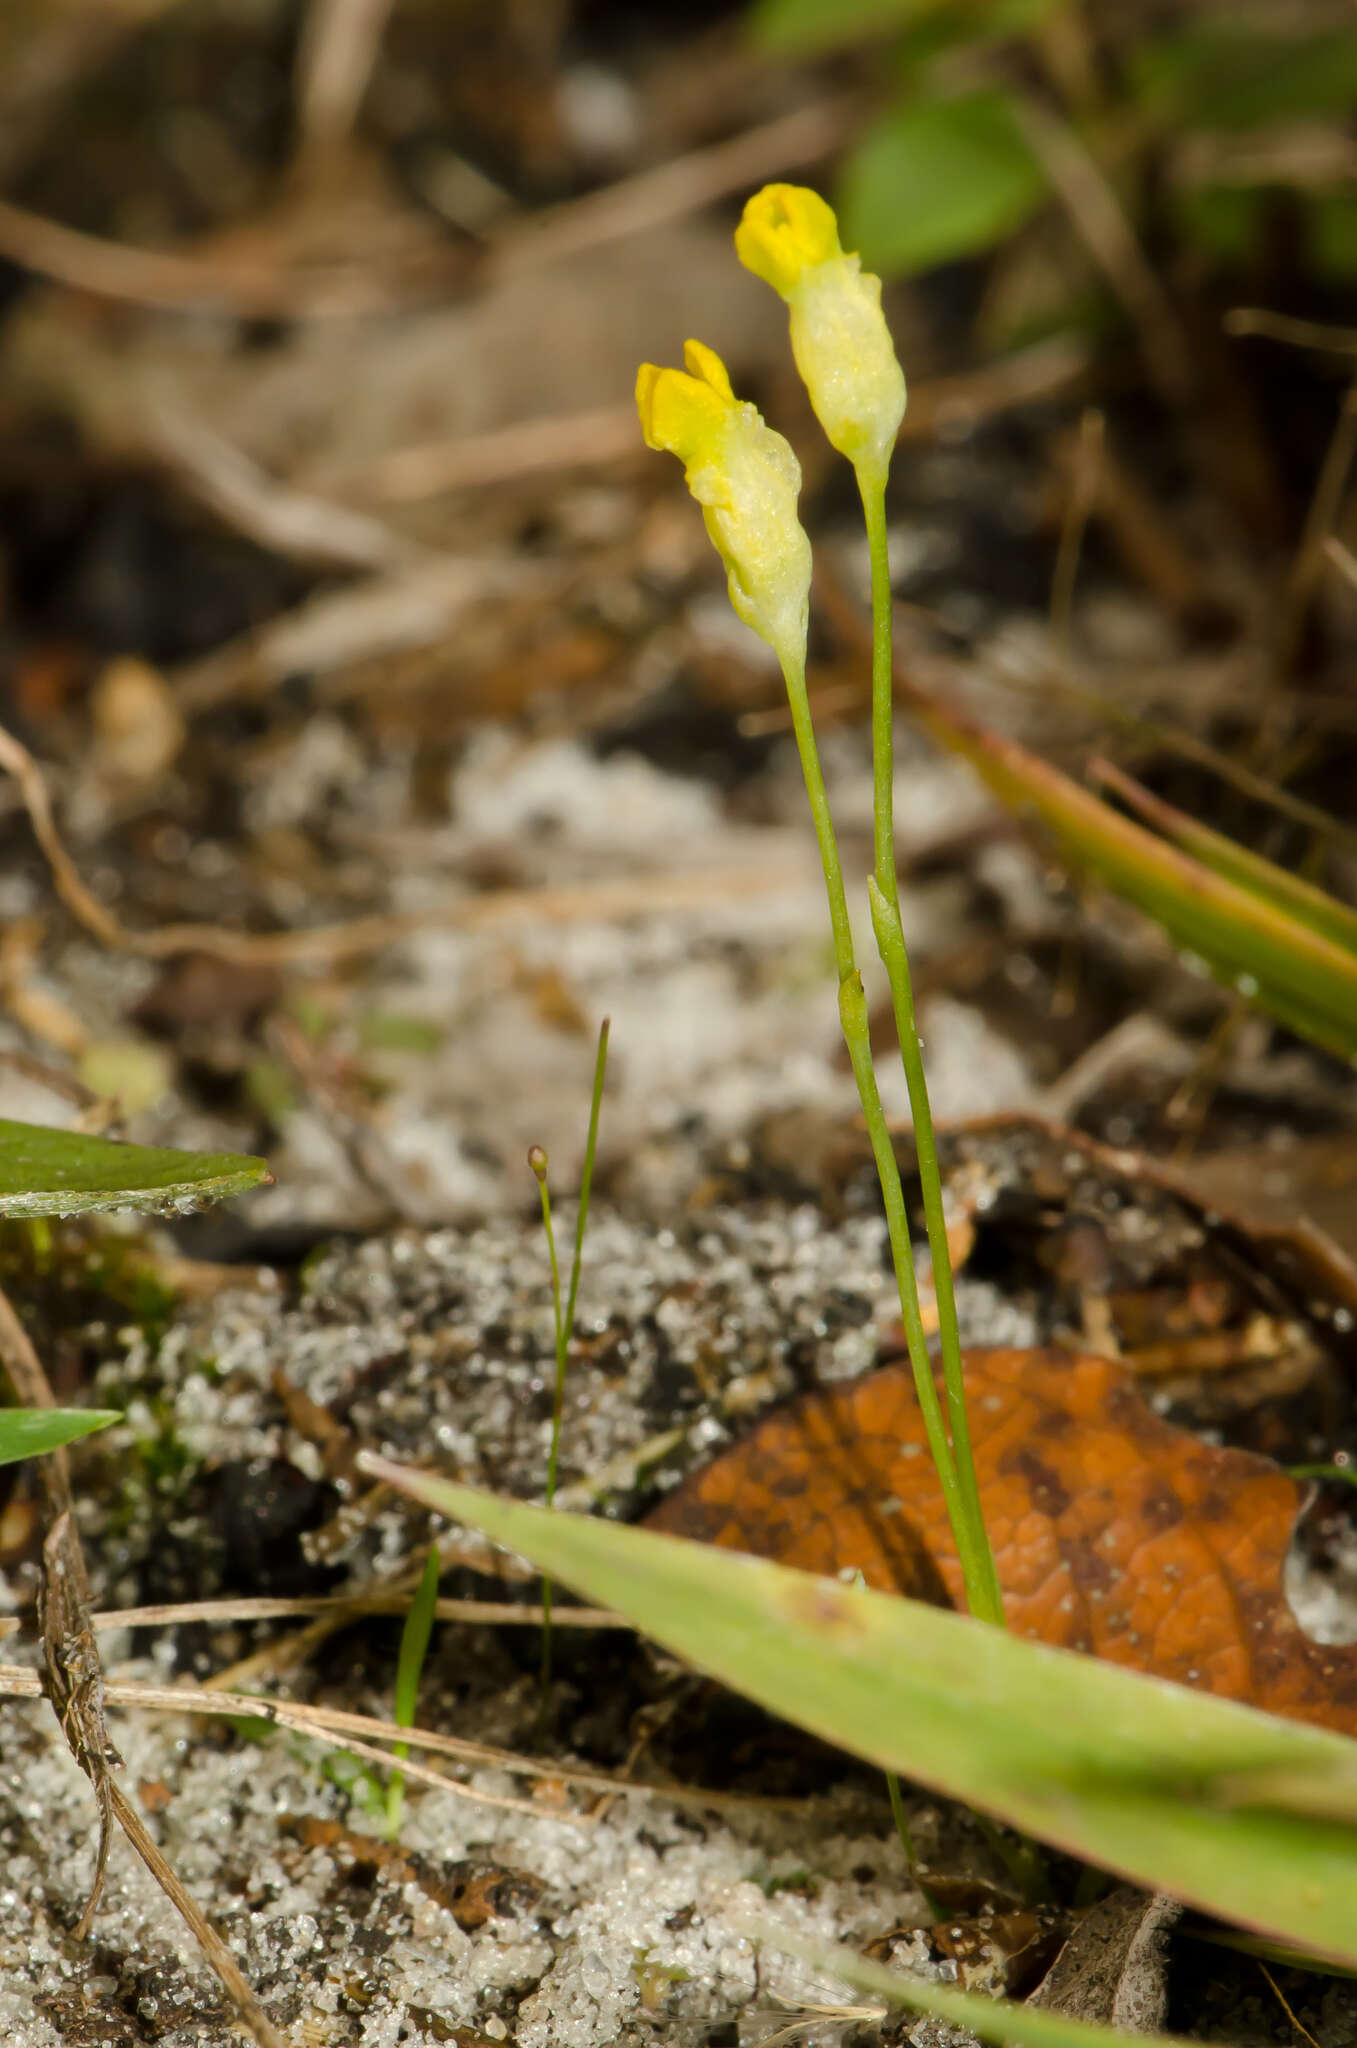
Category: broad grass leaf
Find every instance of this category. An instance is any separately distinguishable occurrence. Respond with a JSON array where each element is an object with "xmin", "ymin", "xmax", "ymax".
[
  {"xmin": 839, "ymin": 91, "xmax": 1047, "ymax": 277},
  {"xmin": 894, "ymin": 671, "xmax": 1357, "ymax": 1057},
  {"xmin": 648, "ymin": 1347, "xmax": 1357, "ymax": 1737},
  {"xmin": 0, "ymin": 1406, "xmax": 119, "ymax": 1466},
  {"xmin": 361, "ymin": 1454, "xmax": 1357, "ymax": 1967},
  {"xmin": 1092, "ymin": 761, "xmax": 1357, "ymax": 959},
  {"xmin": 0, "ymin": 1118, "xmax": 269, "ymax": 1218}
]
